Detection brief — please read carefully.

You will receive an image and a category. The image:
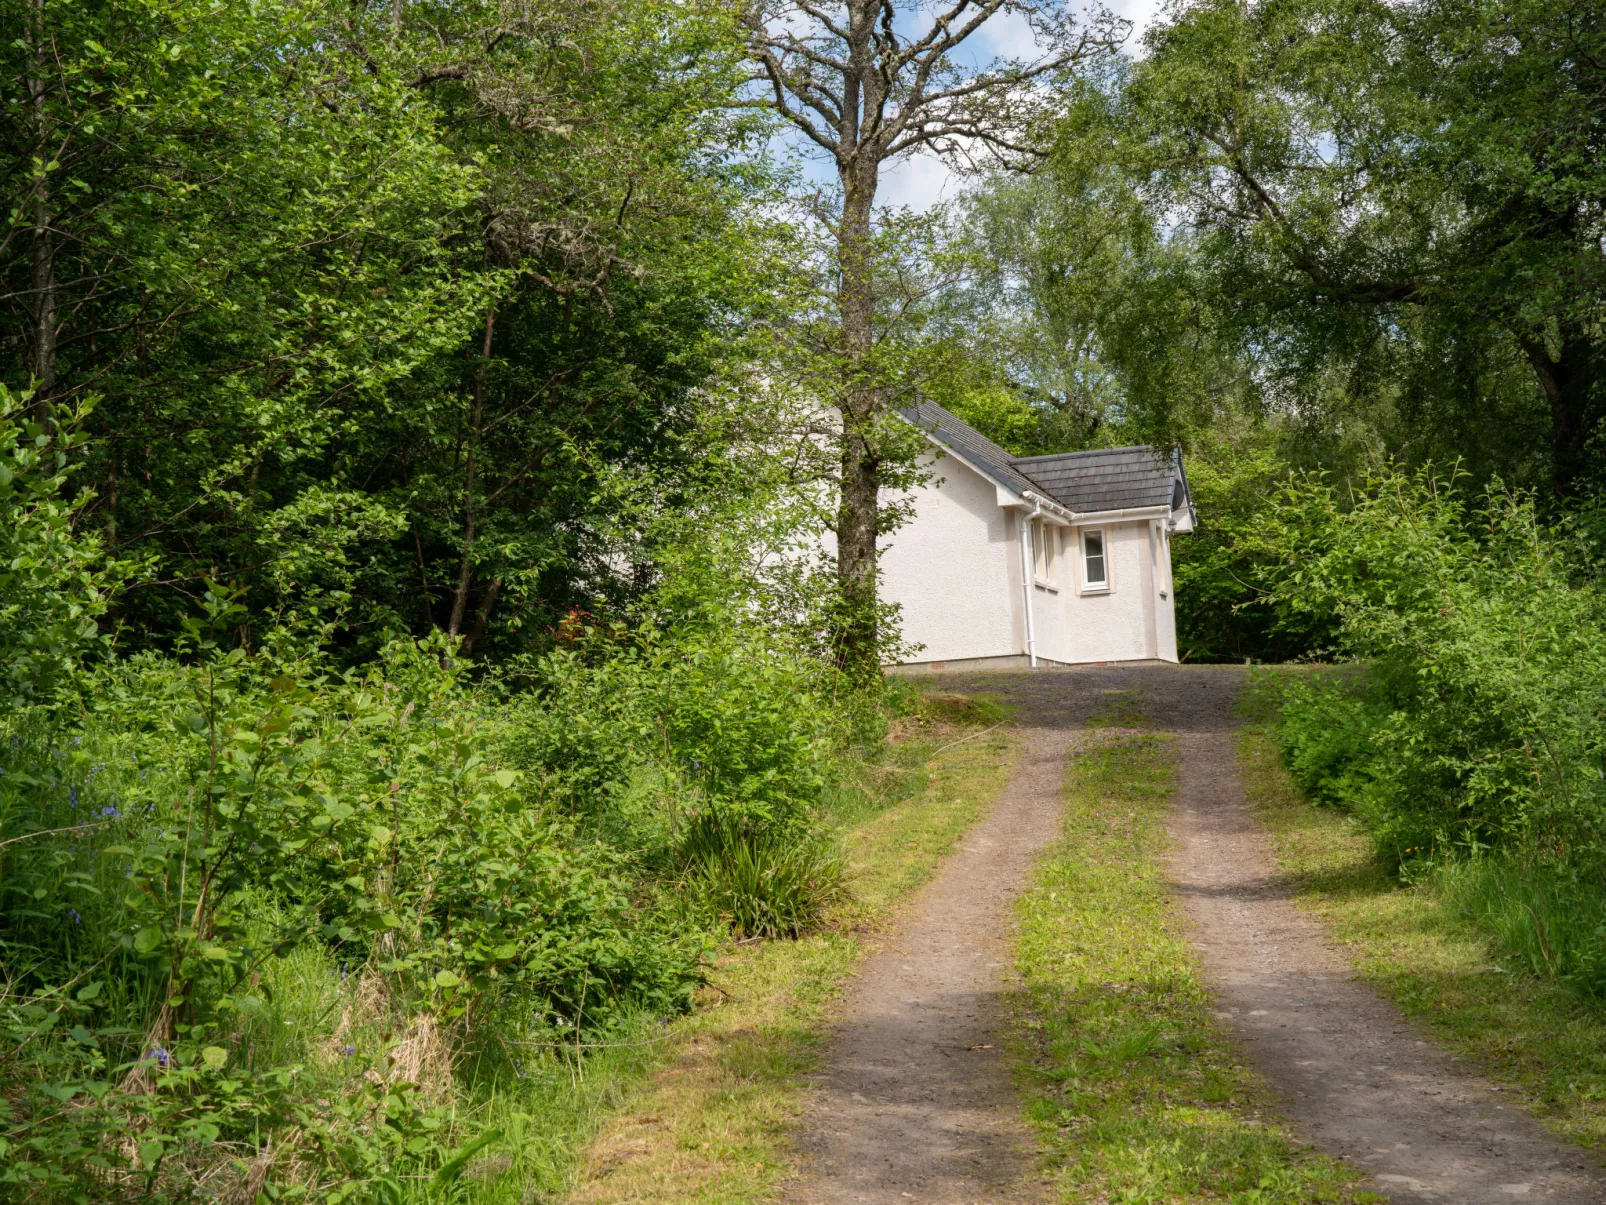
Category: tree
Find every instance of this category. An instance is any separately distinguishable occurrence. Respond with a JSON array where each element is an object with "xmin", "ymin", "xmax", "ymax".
[
  {"xmin": 1093, "ymin": 0, "xmax": 1606, "ymax": 495},
  {"xmin": 1, "ymin": 0, "xmax": 776, "ymax": 657},
  {"xmin": 739, "ymin": 0, "xmax": 1125, "ymax": 673}
]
